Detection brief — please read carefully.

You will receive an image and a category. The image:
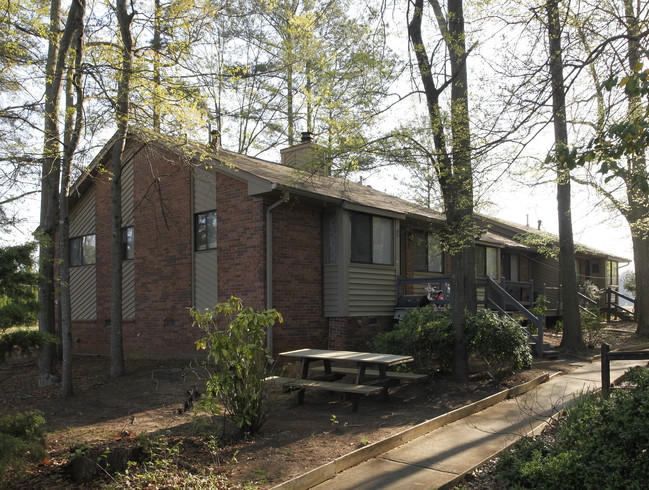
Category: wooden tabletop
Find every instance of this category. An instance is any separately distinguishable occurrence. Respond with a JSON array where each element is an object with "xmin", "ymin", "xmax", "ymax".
[{"xmin": 279, "ymin": 348, "xmax": 413, "ymax": 366}]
